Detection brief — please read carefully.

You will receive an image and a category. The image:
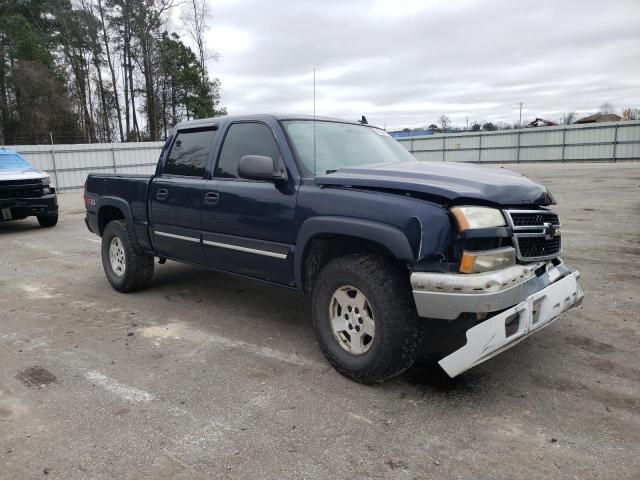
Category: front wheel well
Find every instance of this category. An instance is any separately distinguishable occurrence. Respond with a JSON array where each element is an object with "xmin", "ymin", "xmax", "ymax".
[
  {"xmin": 98, "ymin": 205, "xmax": 125, "ymax": 235},
  {"xmin": 301, "ymin": 234, "xmax": 405, "ymax": 294}
]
